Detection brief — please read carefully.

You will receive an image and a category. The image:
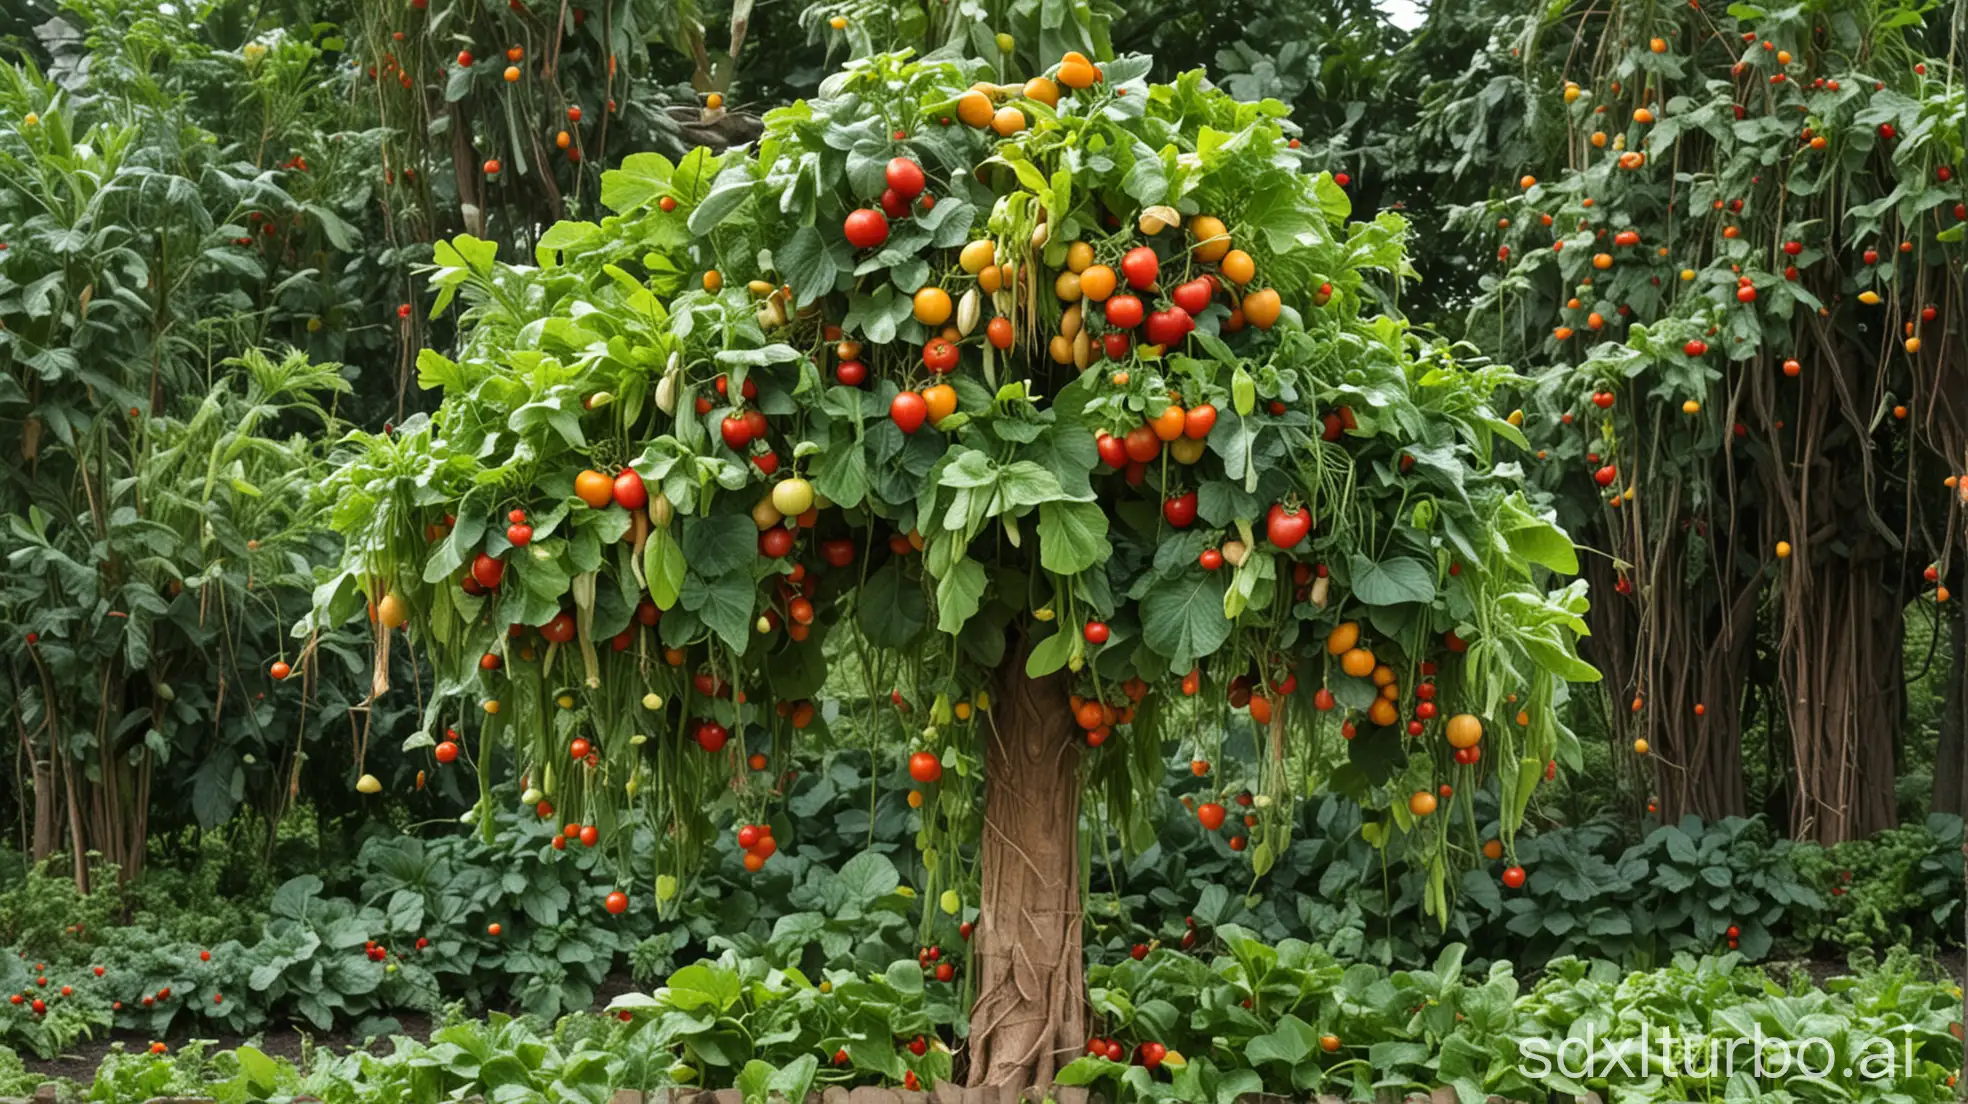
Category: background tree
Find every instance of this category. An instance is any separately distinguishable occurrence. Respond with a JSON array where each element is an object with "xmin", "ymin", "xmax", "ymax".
[{"xmin": 1447, "ymin": 0, "xmax": 1964, "ymax": 839}]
